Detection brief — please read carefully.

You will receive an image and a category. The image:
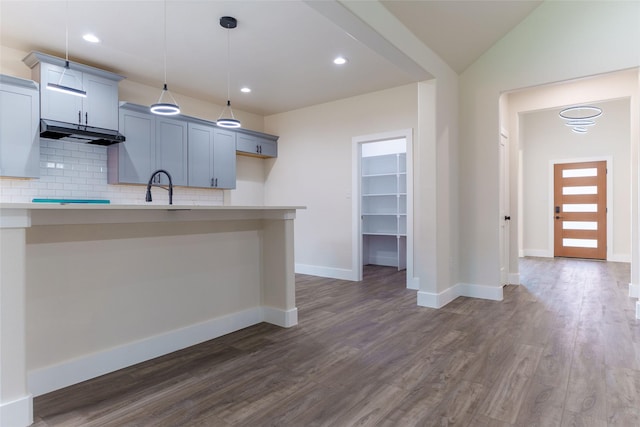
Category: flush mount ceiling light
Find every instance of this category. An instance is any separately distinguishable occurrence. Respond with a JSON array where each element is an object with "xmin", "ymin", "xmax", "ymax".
[
  {"xmin": 216, "ymin": 16, "xmax": 241, "ymax": 129},
  {"xmin": 559, "ymin": 105, "xmax": 602, "ymax": 134},
  {"xmin": 150, "ymin": 0, "xmax": 180, "ymax": 116},
  {"xmin": 240, "ymin": 87, "xmax": 251, "ymax": 93},
  {"xmin": 333, "ymin": 56, "xmax": 347, "ymax": 65},
  {"xmin": 82, "ymin": 33, "xmax": 100, "ymax": 43},
  {"xmin": 47, "ymin": 0, "xmax": 86, "ymax": 98}
]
